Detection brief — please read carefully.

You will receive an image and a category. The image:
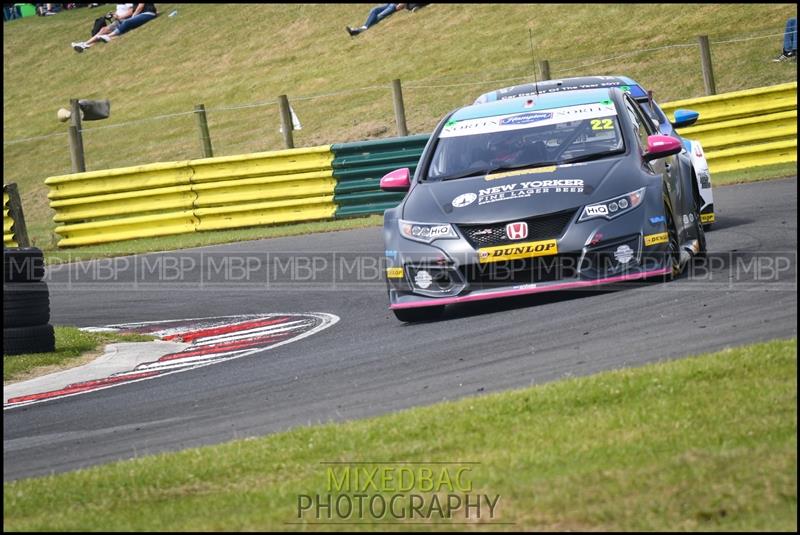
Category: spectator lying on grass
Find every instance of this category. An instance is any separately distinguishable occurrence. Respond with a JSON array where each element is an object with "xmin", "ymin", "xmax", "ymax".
[
  {"xmin": 346, "ymin": 3, "xmax": 406, "ymax": 37},
  {"xmin": 72, "ymin": 2, "xmax": 157, "ymax": 53}
]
